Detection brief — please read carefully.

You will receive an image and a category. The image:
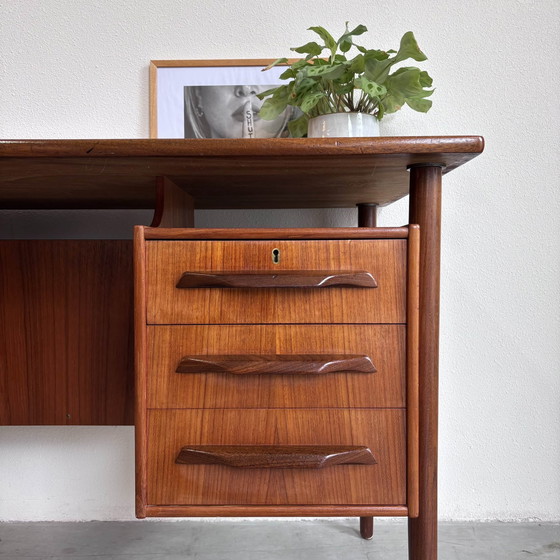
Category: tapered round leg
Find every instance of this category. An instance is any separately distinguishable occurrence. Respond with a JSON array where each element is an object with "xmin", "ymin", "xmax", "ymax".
[
  {"xmin": 407, "ymin": 164, "xmax": 443, "ymax": 560},
  {"xmin": 360, "ymin": 516, "xmax": 374, "ymax": 539}
]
